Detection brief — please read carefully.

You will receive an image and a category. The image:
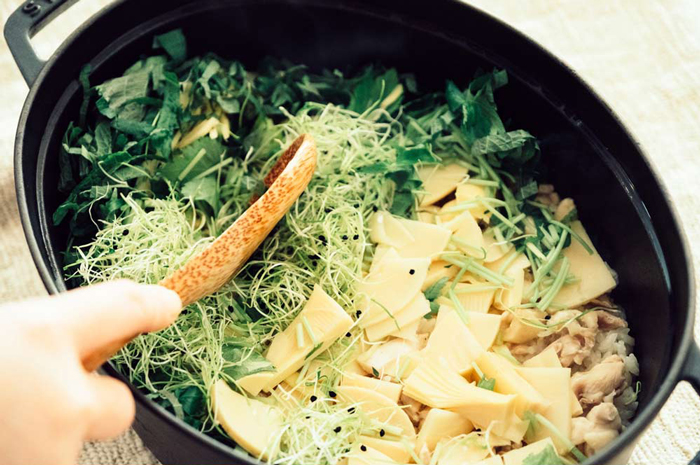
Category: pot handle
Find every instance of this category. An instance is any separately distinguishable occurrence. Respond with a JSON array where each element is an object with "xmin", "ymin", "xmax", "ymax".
[
  {"xmin": 3, "ymin": 0, "xmax": 81, "ymax": 86},
  {"xmin": 683, "ymin": 340, "xmax": 700, "ymax": 465}
]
